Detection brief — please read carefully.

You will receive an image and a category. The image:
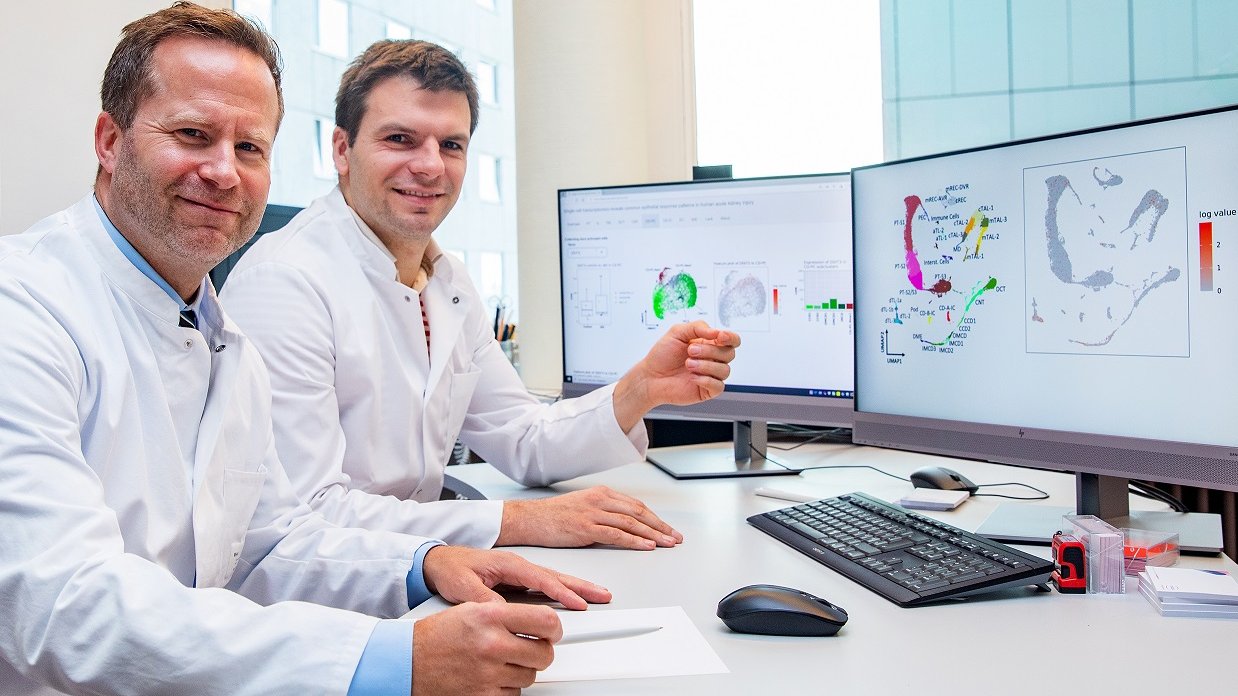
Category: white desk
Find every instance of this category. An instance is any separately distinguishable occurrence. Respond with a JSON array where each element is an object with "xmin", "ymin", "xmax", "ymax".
[{"xmin": 414, "ymin": 444, "xmax": 1238, "ymax": 695}]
